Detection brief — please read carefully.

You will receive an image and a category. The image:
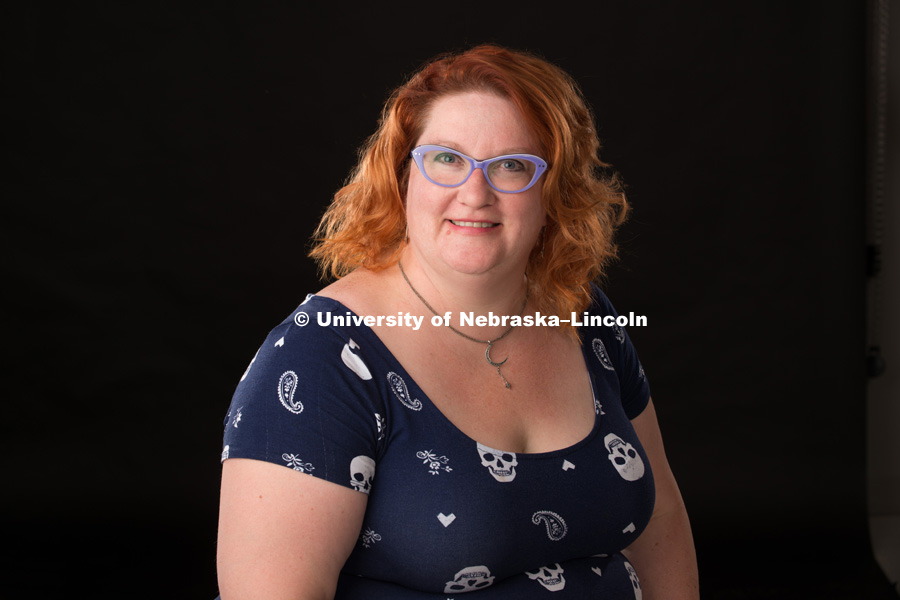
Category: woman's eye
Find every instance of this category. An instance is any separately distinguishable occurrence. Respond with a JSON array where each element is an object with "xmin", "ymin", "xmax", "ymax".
[
  {"xmin": 436, "ymin": 153, "xmax": 460, "ymax": 164},
  {"xmin": 499, "ymin": 159, "xmax": 525, "ymax": 171}
]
